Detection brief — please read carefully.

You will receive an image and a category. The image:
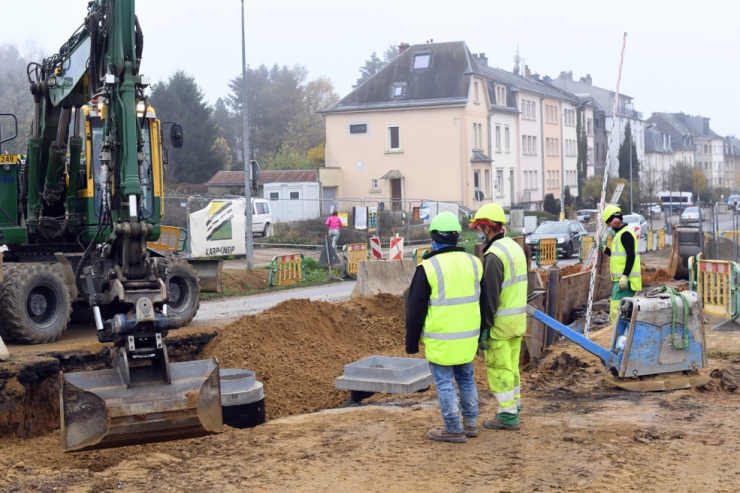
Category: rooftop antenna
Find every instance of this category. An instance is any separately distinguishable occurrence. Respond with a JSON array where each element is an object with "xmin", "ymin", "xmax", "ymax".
[{"xmin": 513, "ymin": 45, "xmax": 521, "ymax": 74}]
